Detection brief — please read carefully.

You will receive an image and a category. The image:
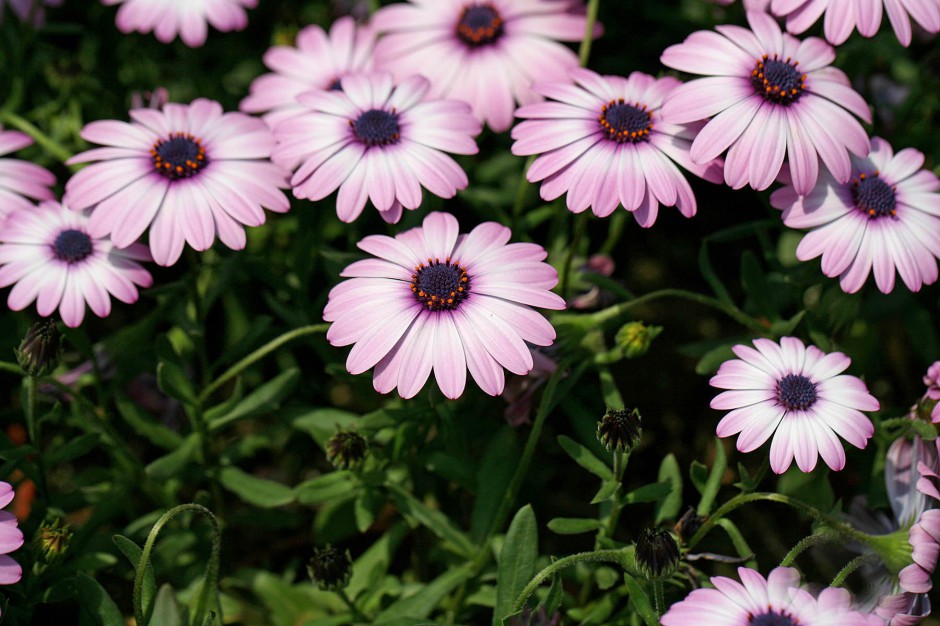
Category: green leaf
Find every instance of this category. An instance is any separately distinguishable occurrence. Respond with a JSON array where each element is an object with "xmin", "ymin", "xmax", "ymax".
[
  {"xmin": 595, "ymin": 566, "xmax": 619, "ymax": 591},
  {"xmin": 76, "ymin": 573, "xmax": 124, "ymax": 626},
  {"xmin": 471, "ymin": 427, "xmax": 519, "ymax": 541},
  {"xmin": 697, "ymin": 438, "xmax": 728, "ymax": 516},
  {"xmin": 557, "ymin": 435, "xmax": 613, "ymax": 480},
  {"xmin": 388, "ymin": 484, "xmax": 475, "ymax": 558},
  {"xmin": 495, "ymin": 505, "xmax": 538, "ymax": 624},
  {"xmin": 690, "ymin": 461, "xmax": 708, "ymax": 495},
  {"xmin": 295, "ymin": 472, "xmax": 355, "ymax": 505},
  {"xmin": 695, "ymin": 344, "xmax": 736, "ymax": 376},
  {"xmin": 155, "ymin": 337, "xmax": 196, "ymax": 406},
  {"xmin": 347, "ymin": 522, "xmax": 409, "ymax": 604},
  {"xmin": 623, "ymin": 482, "xmax": 671, "ymax": 505},
  {"xmin": 623, "ymin": 573, "xmax": 659, "ymax": 626},
  {"xmin": 354, "ymin": 487, "xmax": 383, "ymax": 533},
  {"xmin": 151, "ymin": 585, "xmax": 188, "ymax": 626},
  {"xmin": 375, "ymin": 563, "xmax": 474, "ymax": 621},
  {"xmin": 113, "ymin": 535, "xmax": 156, "ymax": 624},
  {"xmin": 777, "ymin": 465, "xmax": 834, "ymax": 511},
  {"xmin": 46, "ymin": 433, "xmax": 99, "ymax": 465},
  {"xmin": 654, "ymin": 454, "xmax": 682, "ymax": 524},
  {"xmin": 115, "ymin": 393, "xmax": 183, "ymax": 449},
  {"xmin": 292, "ymin": 408, "xmax": 360, "ymax": 450},
  {"xmin": 716, "ymin": 519, "xmax": 756, "ymax": 567},
  {"xmin": 590, "ymin": 479, "xmax": 621, "ymax": 504},
  {"xmin": 145, "ymin": 434, "xmax": 200, "ymax": 480},
  {"xmin": 219, "ymin": 466, "xmax": 295, "ymax": 508},
  {"xmin": 208, "ymin": 369, "xmax": 299, "ymax": 431},
  {"xmin": 547, "ymin": 517, "xmax": 602, "ymax": 535}
]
